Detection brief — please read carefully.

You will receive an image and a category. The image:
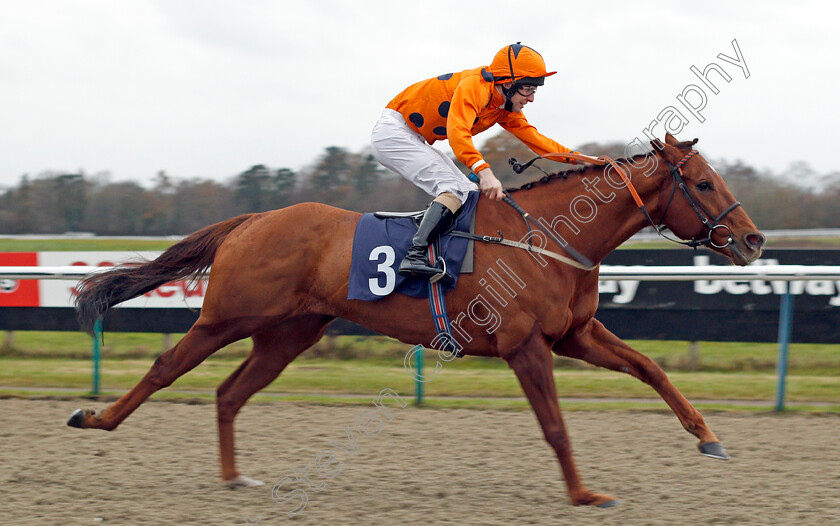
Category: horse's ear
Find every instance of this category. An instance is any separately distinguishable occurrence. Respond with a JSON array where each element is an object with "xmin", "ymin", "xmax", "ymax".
[
  {"xmin": 690, "ymin": 138, "xmax": 699, "ymax": 146},
  {"xmin": 651, "ymin": 139, "xmax": 682, "ymax": 164},
  {"xmin": 664, "ymin": 132, "xmax": 678, "ymax": 146}
]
